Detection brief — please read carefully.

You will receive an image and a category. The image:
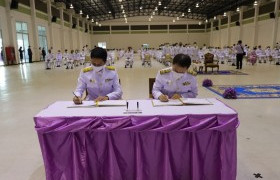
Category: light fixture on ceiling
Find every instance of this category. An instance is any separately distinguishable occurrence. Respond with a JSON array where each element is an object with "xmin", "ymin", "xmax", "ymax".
[
  {"xmin": 188, "ymin": 8, "xmax": 191, "ymax": 13},
  {"xmin": 80, "ymin": 10, "xmax": 83, "ymax": 15},
  {"xmin": 109, "ymin": 11, "xmax": 111, "ymax": 14},
  {"xmin": 70, "ymin": 4, "xmax": 73, "ymax": 9},
  {"xmin": 122, "ymin": 10, "xmax": 125, "ymax": 13},
  {"xmin": 96, "ymin": 22, "xmax": 98, "ymax": 25},
  {"xmin": 164, "ymin": 6, "xmax": 167, "ymax": 9},
  {"xmin": 140, "ymin": 6, "xmax": 143, "ymax": 10},
  {"xmin": 236, "ymin": 7, "xmax": 240, "ymax": 12},
  {"xmin": 99, "ymin": 24, "xmax": 101, "ymax": 27},
  {"xmin": 91, "ymin": 19, "xmax": 94, "ymax": 23},
  {"xmin": 124, "ymin": 14, "xmax": 126, "ymax": 18},
  {"xmin": 214, "ymin": 16, "xmax": 217, "ymax": 20},
  {"xmin": 205, "ymin": 19, "xmax": 208, "ymax": 23},
  {"xmin": 182, "ymin": 13, "xmax": 185, "ymax": 17},
  {"xmin": 199, "ymin": 21, "xmax": 201, "ymax": 25},
  {"xmin": 86, "ymin": 15, "xmax": 89, "ymax": 19},
  {"xmin": 173, "ymin": 19, "xmax": 175, "ymax": 23},
  {"xmin": 153, "ymin": 11, "xmax": 155, "ymax": 15},
  {"xmin": 121, "ymin": 5, "xmax": 123, "ymax": 9},
  {"xmin": 119, "ymin": 0, "xmax": 122, "ymax": 2},
  {"xmin": 159, "ymin": 1, "xmax": 162, "ymax": 6},
  {"xmin": 177, "ymin": 17, "xmax": 179, "ymax": 20},
  {"xmin": 196, "ymin": 3, "xmax": 199, "ymax": 8},
  {"xmin": 254, "ymin": 1, "xmax": 258, "ymax": 6},
  {"xmin": 155, "ymin": 7, "xmax": 158, "ymax": 11},
  {"xmin": 223, "ymin": 12, "xmax": 227, "ymax": 16},
  {"xmin": 151, "ymin": 15, "xmax": 153, "ymax": 18}
]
